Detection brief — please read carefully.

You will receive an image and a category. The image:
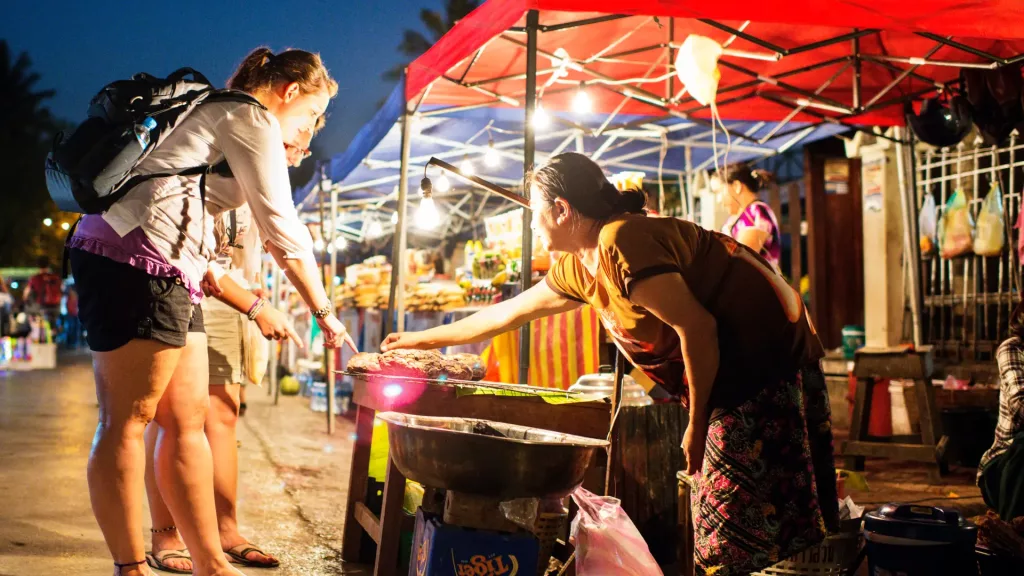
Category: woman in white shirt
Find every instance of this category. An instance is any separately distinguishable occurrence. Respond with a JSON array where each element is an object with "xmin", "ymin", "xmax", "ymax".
[{"xmin": 68, "ymin": 48, "xmax": 349, "ymax": 576}]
